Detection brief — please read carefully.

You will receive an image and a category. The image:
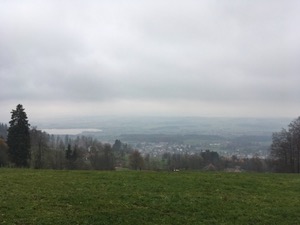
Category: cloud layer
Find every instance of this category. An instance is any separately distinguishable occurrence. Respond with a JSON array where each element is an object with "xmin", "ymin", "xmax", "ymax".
[{"xmin": 1, "ymin": 0, "xmax": 300, "ymax": 121}]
